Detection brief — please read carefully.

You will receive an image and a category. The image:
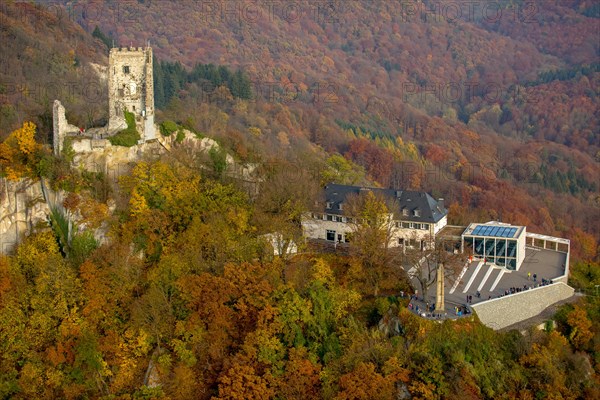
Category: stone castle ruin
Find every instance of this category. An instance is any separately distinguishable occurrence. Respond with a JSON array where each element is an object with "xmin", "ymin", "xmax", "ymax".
[
  {"xmin": 1, "ymin": 45, "xmax": 255, "ymax": 256},
  {"xmin": 52, "ymin": 100, "xmax": 80, "ymax": 156},
  {"xmin": 53, "ymin": 46, "xmax": 156, "ymax": 156},
  {"xmin": 108, "ymin": 46, "xmax": 155, "ymax": 139}
]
